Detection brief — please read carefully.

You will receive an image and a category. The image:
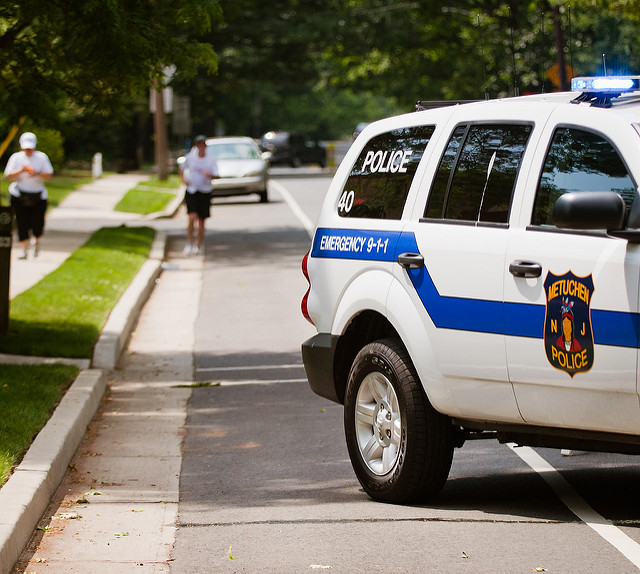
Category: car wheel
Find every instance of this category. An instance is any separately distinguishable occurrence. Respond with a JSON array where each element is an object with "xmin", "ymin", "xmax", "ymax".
[
  {"xmin": 259, "ymin": 189, "xmax": 269, "ymax": 203},
  {"xmin": 344, "ymin": 338, "xmax": 454, "ymax": 503},
  {"xmin": 291, "ymin": 156, "xmax": 302, "ymax": 168}
]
